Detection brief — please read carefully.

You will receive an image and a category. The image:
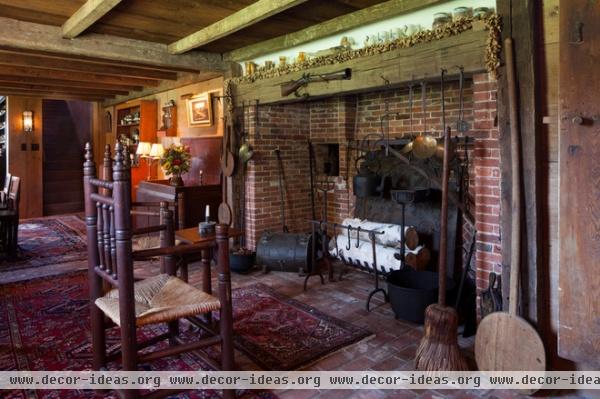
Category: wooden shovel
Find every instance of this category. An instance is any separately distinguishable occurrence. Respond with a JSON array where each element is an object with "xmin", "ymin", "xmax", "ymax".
[
  {"xmin": 475, "ymin": 37, "xmax": 545, "ymax": 379},
  {"xmin": 218, "ymin": 117, "xmax": 233, "ymax": 225}
]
